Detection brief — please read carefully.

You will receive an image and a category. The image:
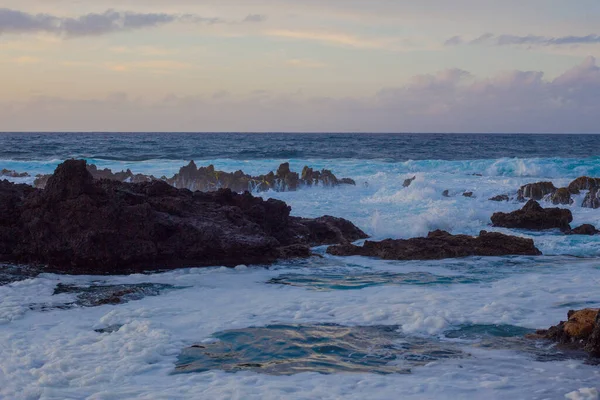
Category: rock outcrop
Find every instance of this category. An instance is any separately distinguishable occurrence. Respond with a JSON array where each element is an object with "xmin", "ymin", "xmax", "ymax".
[
  {"xmin": 0, "ymin": 160, "xmax": 367, "ymax": 275},
  {"xmin": 582, "ymin": 188, "xmax": 600, "ymax": 209},
  {"xmin": 531, "ymin": 309, "xmax": 600, "ymax": 357},
  {"xmin": 549, "ymin": 187, "xmax": 573, "ymax": 205},
  {"xmin": 567, "ymin": 177, "xmax": 600, "ymax": 194},
  {"xmin": 1, "ymin": 169, "xmax": 29, "ymax": 178},
  {"xmin": 326, "ymin": 230, "xmax": 541, "ymax": 260},
  {"xmin": 33, "ymin": 161, "xmax": 355, "ymax": 193},
  {"xmin": 489, "ymin": 195, "xmax": 510, "ymax": 202},
  {"xmin": 517, "ymin": 181, "xmax": 557, "ymax": 201},
  {"xmin": 491, "ymin": 200, "xmax": 573, "ymax": 231},
  {"xmin": 403, "ymin": 176, "xmax": 416, "ymax": 188},
  {"xmin": 567, "ymin": 224, "xmax": 600, "ymax": 235}
]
